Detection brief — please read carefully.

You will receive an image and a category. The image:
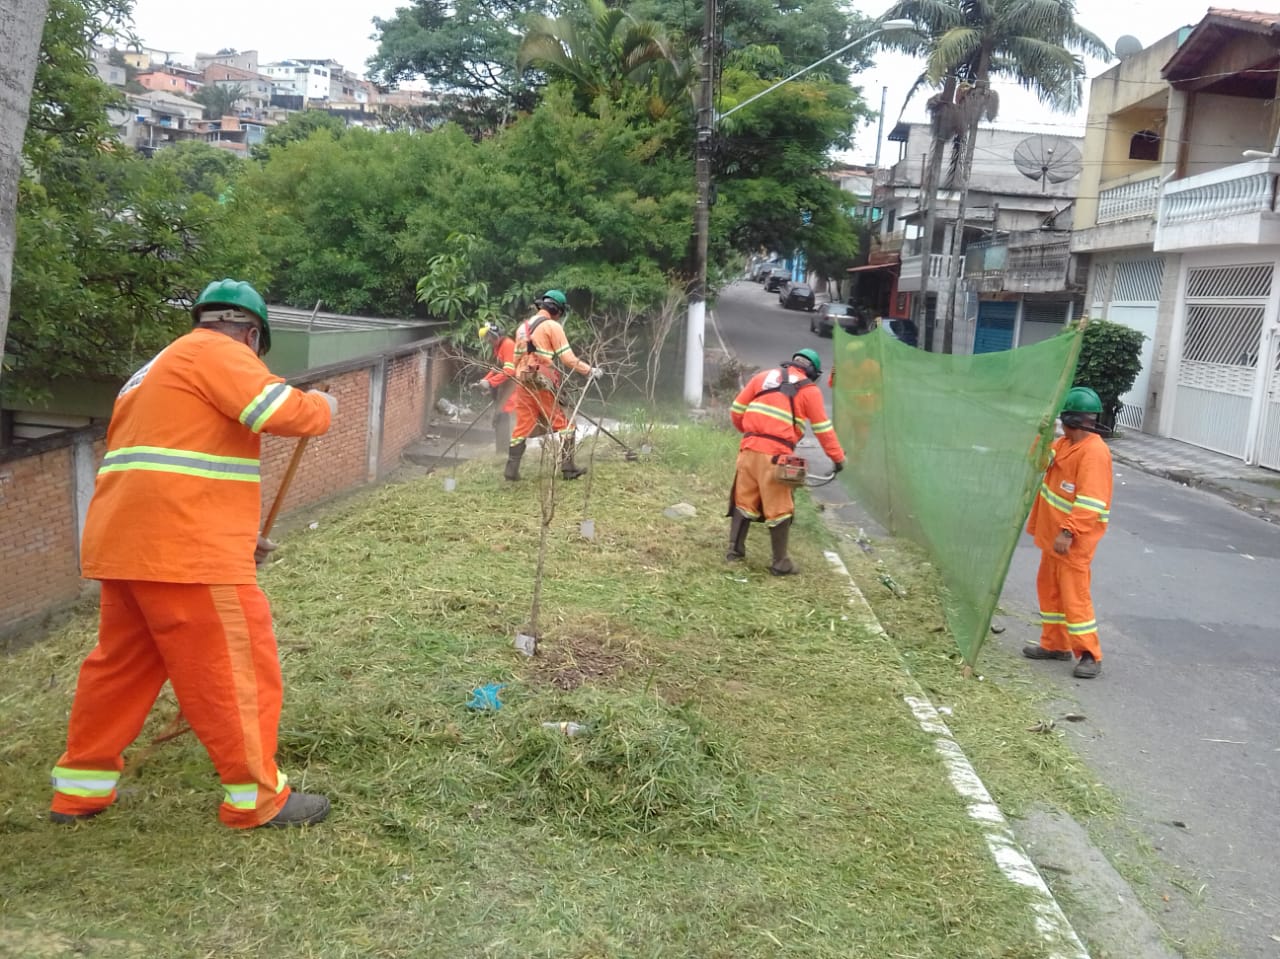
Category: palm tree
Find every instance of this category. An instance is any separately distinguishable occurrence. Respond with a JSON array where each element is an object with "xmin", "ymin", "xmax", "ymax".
[
  {"xmin": 518, "ymin": 0, "xmax": 683, "ymax": 116},
  {"xmin": 882, "ymin": 0, "xmax": 1108, "ymax": 352},
  {"xmin": 0, "ymin": 0, "xmax": 51, "ymax": 387}
]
